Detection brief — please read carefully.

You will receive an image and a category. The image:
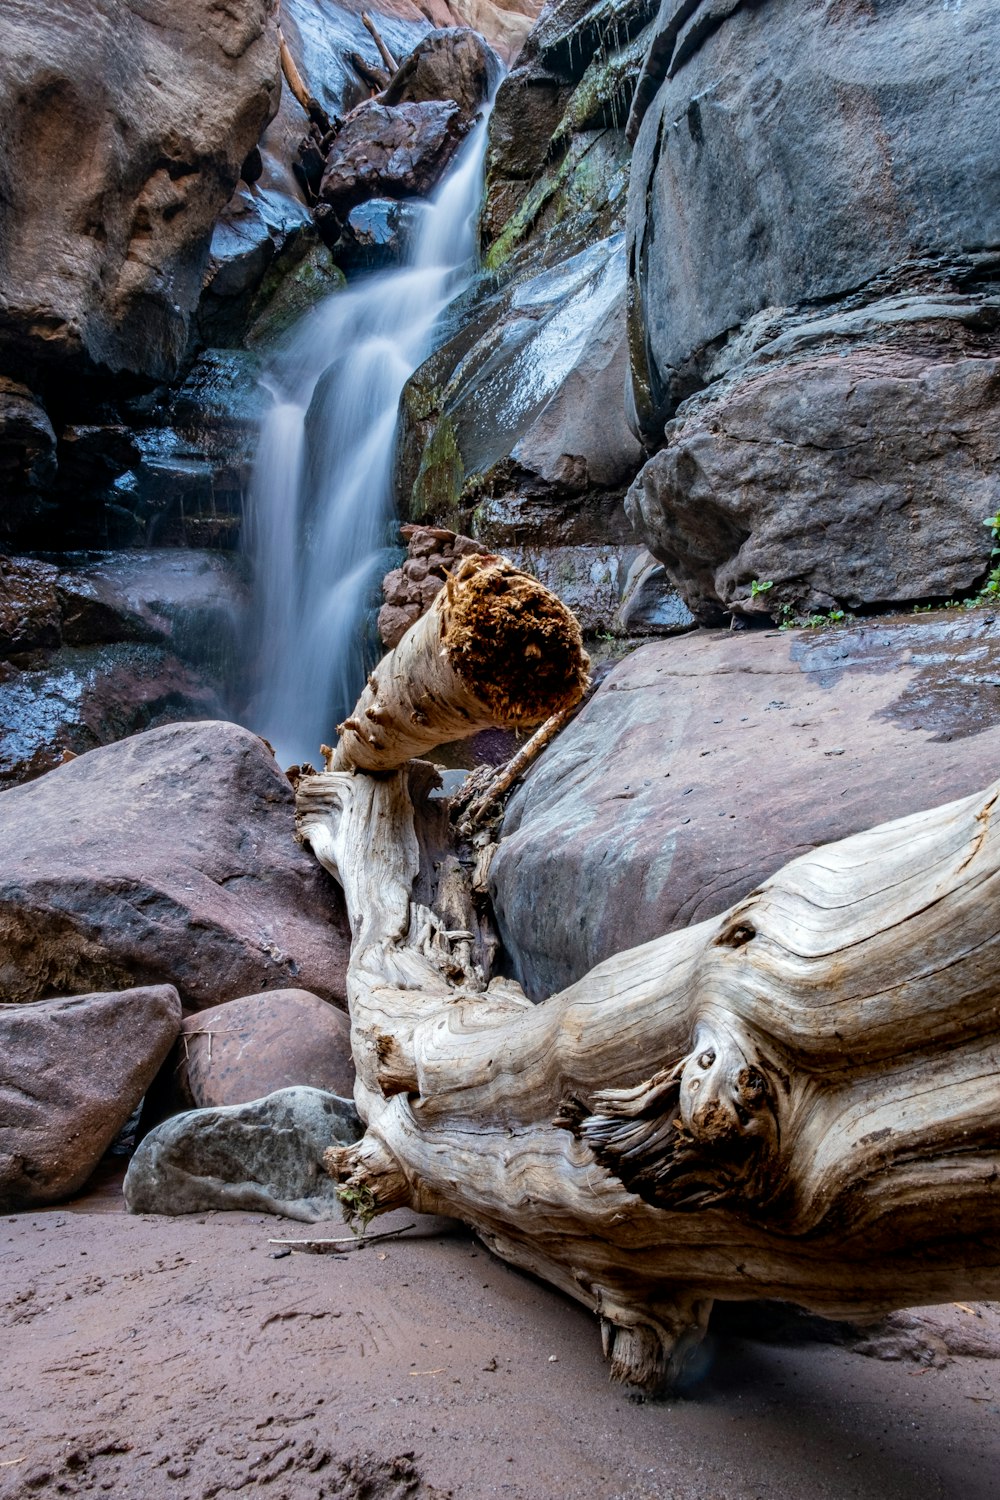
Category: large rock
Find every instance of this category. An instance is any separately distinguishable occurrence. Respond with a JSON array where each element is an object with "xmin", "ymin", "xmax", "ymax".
[
  {"xmin": 624, "ymin": 0, "xmax": 1000, "ymax": 618},
  {"xmin": 0, "ymin": 985, "xmax": 181, "ymax": 1211},
  {"xmin": 626, "ymin": 338, "xmax": 1000, "ymax": 623},
  {"xmin": 398, "ymin": 235, "xmax": 643, "ymax": 557},
  {"xmin": 319, "ymin": 101, "xmax": 470, "ymax": 216},
  {"xmin": 158, "ymin": 988, "xmax": 355, "ymax": 1115},
  {"xmin": 382, "ymin": 27, "xmax": 502, "ymax": 117},
  {"xmin": 0, "ymin": 720, "xmax": 351, "ymax": 1008},
  {"xmin": 627, "ymin": 0, "xmax": 1000, "ymax": 438},
  {"xmin": 0, "ymin": 0, "xmax": 279, "ymax": 388},
  {"xmin": 124, "ymin": 1086, "xmax": 362, "ymax": 1221},
  {"xmin": 491, "ymin": 612, "xmax": 1000, "ymax": 998}
]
